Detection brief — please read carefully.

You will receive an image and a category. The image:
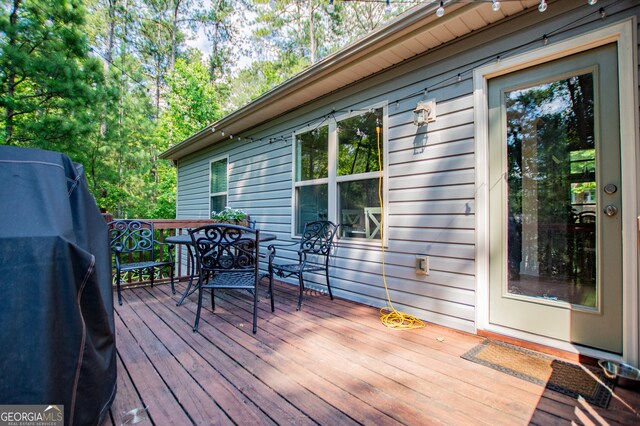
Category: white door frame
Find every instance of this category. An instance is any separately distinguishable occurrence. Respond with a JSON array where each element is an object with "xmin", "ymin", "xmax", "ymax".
[{"xmin": 474, "ymin": 18, "xmax": 639, "ymax": 365}]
